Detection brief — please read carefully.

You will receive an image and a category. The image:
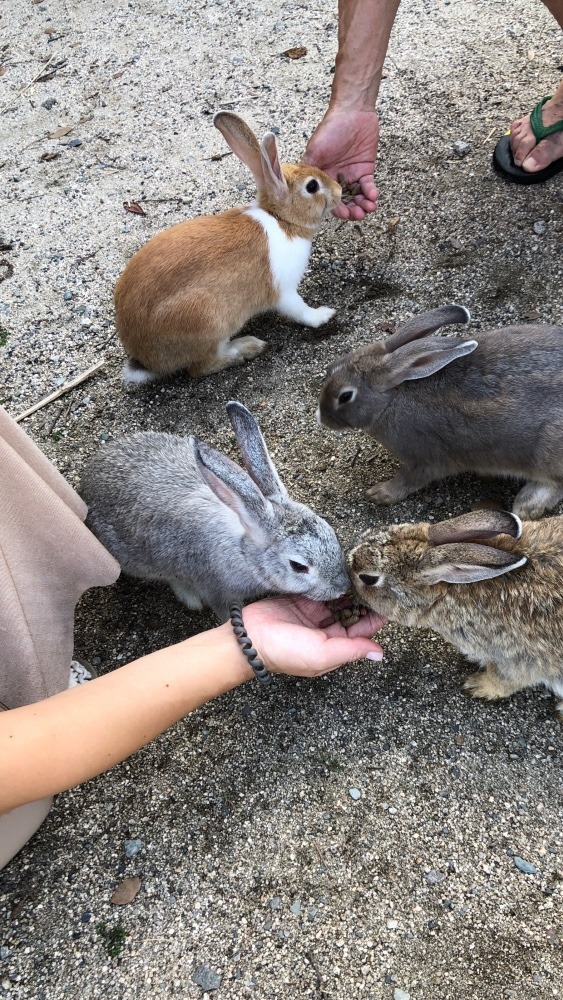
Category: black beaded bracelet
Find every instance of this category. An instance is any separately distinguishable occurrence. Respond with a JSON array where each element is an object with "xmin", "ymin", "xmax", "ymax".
[{"xmin": 229, "ymin": 603, "xmax": 274, "ymax": 690}]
